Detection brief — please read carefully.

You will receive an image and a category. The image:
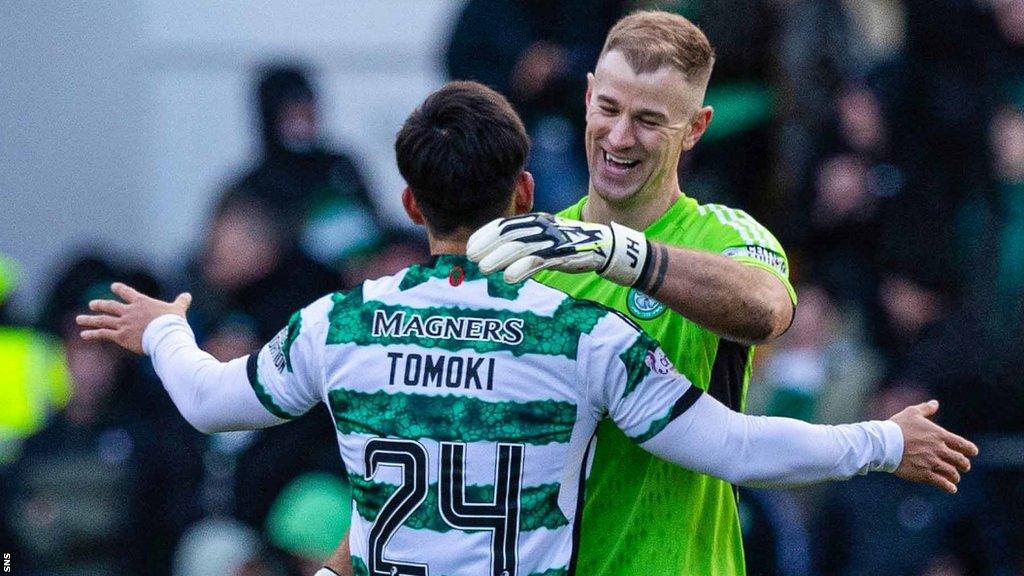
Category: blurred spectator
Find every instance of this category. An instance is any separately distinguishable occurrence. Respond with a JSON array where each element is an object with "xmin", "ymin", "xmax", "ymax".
[
  {"xmin": 186, "ymin": 195, "xmax": 342, "ymax": 343},
  {"xmin": 3, "ymin": 253, "xmax": 202, "ymax": 576},
  {"xmin": 664, "ymin": 0, "xmax": 780, "ymax": 213},
  {"xmin": 174, "ymin": 518, "xmax": 284, "ymax": 576},
  {"xmin": 754, "ymin": 283, "xmax": 881, "ymax": 425},
  {"xmin": 774, "ymin": 0, "xmax": 866, "ymax": 205},
  {"xmin": 978, "ymin": 95, "xmax": 1024, "ymax": 337},
  {"xmin": 211, "ymin": 411, "xmax": 344, "ymax": 535},
  {"xmin": 264, "ymin": 472, "xmax": 351, "ymax": 576},
  {"xmin": 445, "ymin": 0, "xmax": 626, "ymax": 211},
  {"xmin": 738, "ymin": 488, "xmax": 812, "ymax": 576},
  {"xmin": 0, "ymin": 254, "xmax": 69, "ymax": 464},
  {"xmin": 182, "ymin": 196, "xmax": 344, "ymax": 530},
  {"xmin": 222, "ymin": 64, "xmax": 392, "ymax": 281}
]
